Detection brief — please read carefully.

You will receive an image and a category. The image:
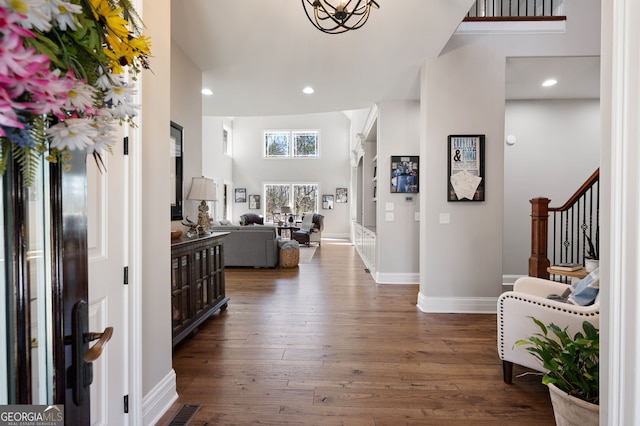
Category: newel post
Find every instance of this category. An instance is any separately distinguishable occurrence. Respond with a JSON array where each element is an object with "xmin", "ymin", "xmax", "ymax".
[{"xmin": 529, "ymin": 198, "xmax": 550, "ymax": 279}]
